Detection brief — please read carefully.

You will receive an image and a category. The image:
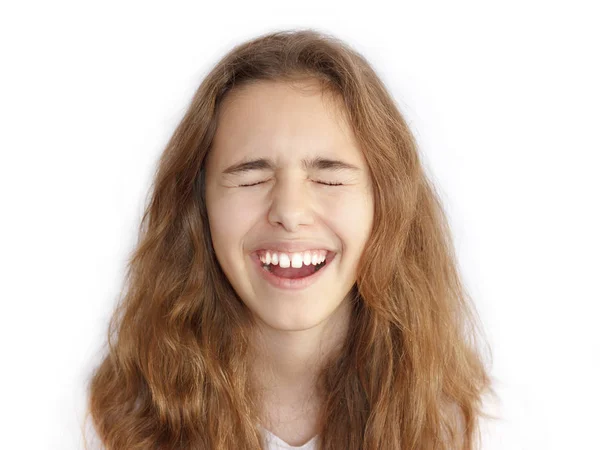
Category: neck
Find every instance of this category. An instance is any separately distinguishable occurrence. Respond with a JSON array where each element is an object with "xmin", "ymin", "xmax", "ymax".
[{"xmin": 252, "ymin": 298, "xmax": 352, "ymax": 402}]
